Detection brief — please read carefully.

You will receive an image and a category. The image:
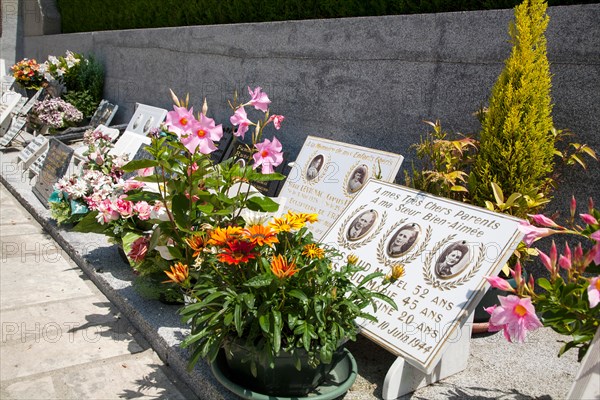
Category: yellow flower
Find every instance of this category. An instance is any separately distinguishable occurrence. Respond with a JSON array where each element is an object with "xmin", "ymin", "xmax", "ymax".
[
  {"xmin": 269, "ymin": 213, "xmax": 304, "ymax": 233},
  {"xmin": 384, "ymin": 263, "xmax": 405, "ymax": 283},
  {"xmin": 347, "ymin": 254, "xmax": 359, "ymax": 265},
  {"xmin": 302, "ymin": 243, "xmax": 325, "ymax": 259},
  {"xmin": 270, "ymin": 255, "xmax": 298, "ymax": 279},
  {"xmin": 208, "ymin": 226, "xmax": 243, "ymax": 246},
  {"xmin": 163, "ymin": 262, "xmax": 189, "ymax": 284},
  {"xmin": 242, "ymin": 225, "xmax": 279, "ymax": 246},
  {"xmin": 290, "ymin": 212, "xmax": 319, "ymax": 224}
]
